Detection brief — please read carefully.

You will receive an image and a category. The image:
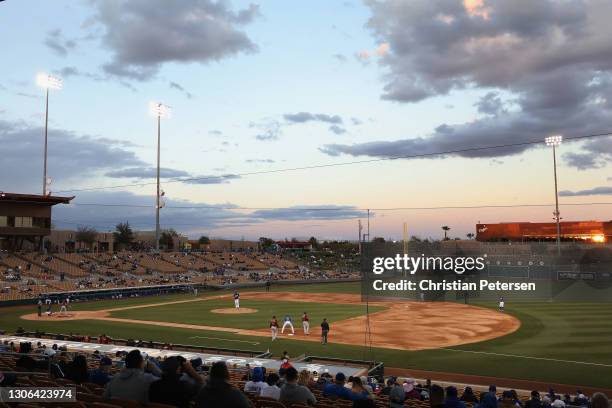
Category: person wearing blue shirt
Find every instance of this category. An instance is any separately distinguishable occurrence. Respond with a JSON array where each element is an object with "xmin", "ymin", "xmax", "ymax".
[{"xmin": 323, "ymin": 373, "xmax": 366, "ymax": 401}]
